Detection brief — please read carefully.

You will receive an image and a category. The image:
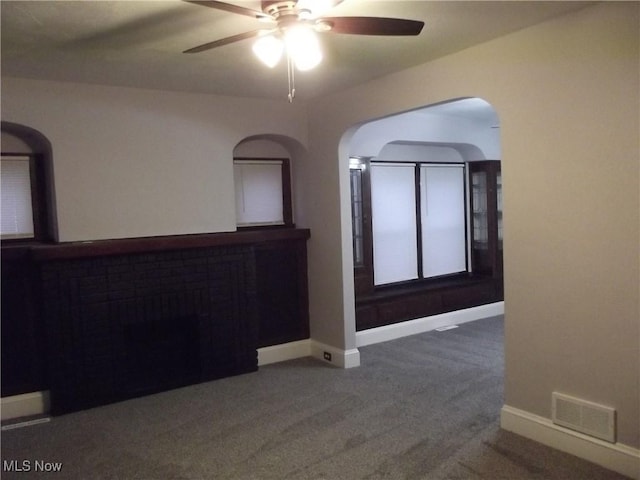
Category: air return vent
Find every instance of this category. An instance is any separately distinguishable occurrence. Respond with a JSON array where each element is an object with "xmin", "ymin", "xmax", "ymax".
[{"xmin": 552, "ymin": 392, "xmax": 616, "ymax": 443}]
